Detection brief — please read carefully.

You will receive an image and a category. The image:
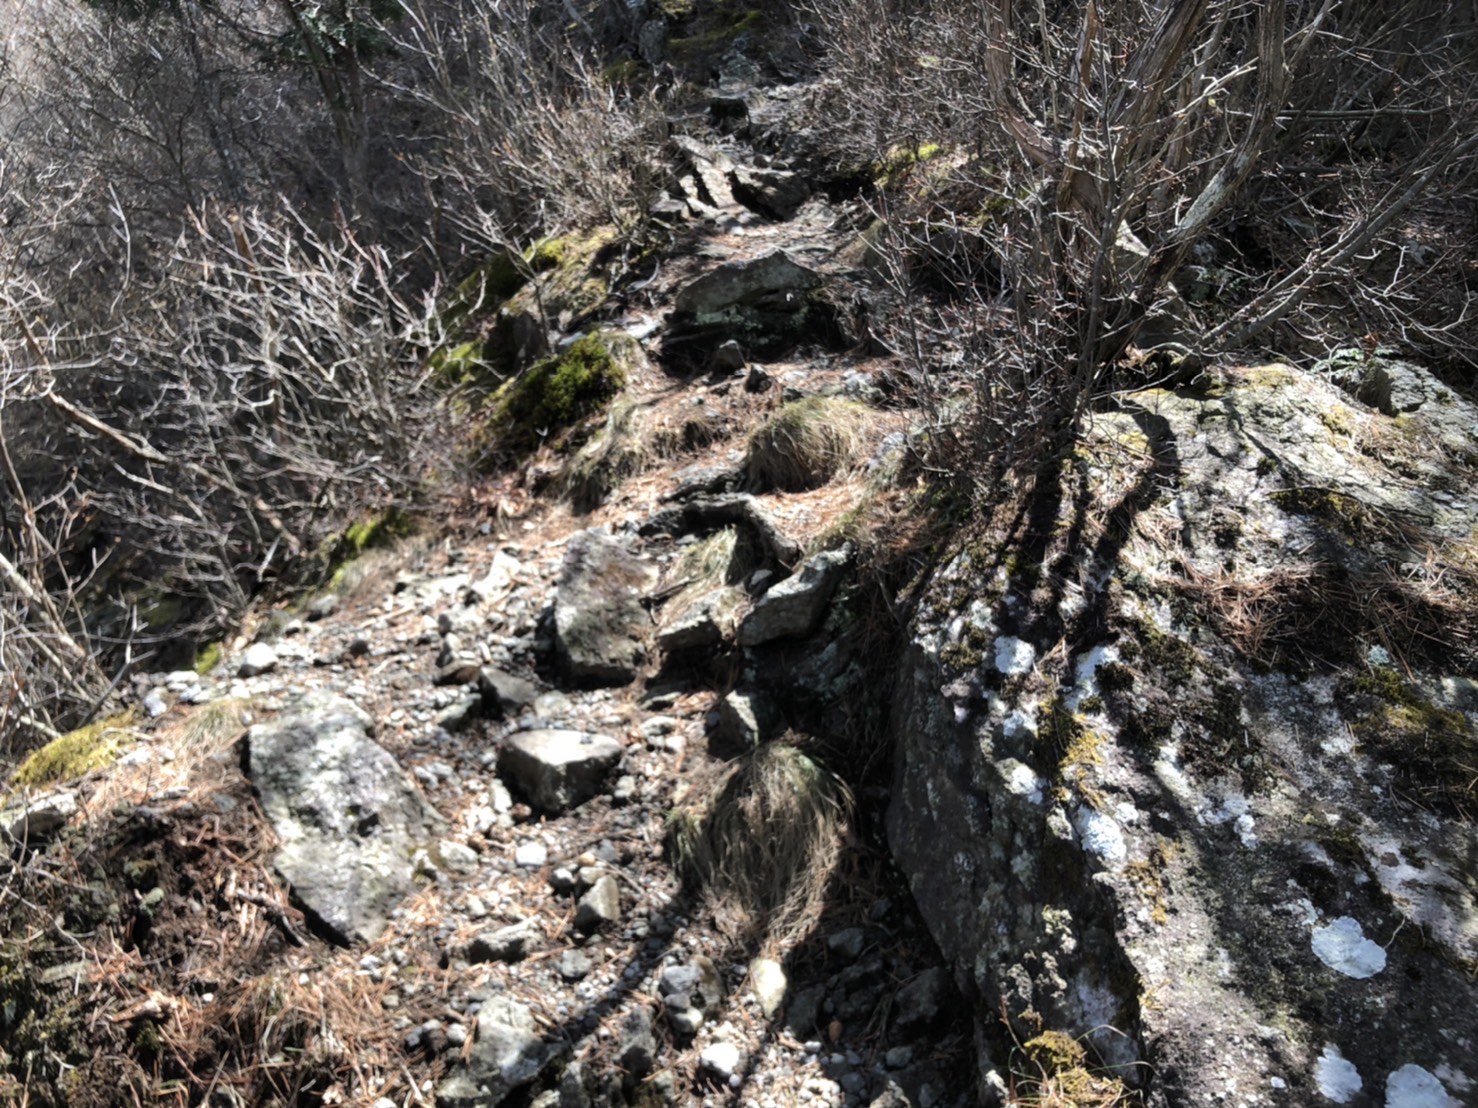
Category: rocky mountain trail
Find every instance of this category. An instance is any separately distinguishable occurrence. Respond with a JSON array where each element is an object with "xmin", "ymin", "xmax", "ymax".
[{"xmin": 6, "ymin": 33, "xmax": 1478, "ymax": 1108}]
